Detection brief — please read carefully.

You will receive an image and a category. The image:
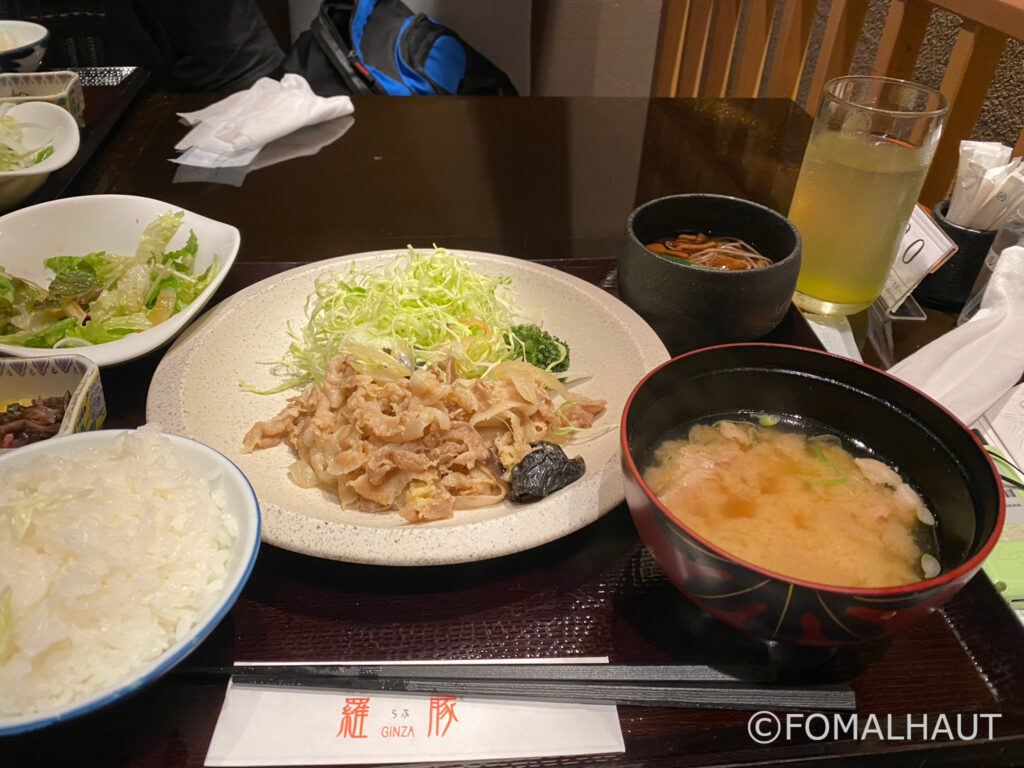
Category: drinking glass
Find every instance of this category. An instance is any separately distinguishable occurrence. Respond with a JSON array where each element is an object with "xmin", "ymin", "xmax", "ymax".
[{"xmin": 789, "ymin": 76, "xmax": 949, "ymax": 316}]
